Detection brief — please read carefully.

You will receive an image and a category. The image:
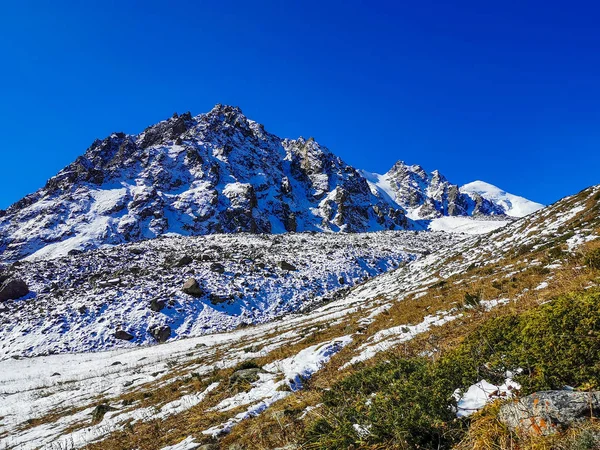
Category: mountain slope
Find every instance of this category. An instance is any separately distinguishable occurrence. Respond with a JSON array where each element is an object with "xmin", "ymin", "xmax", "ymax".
[
  {"xmin": 0, "ymin": 185, "xmax": 596, "ymax": 450},
  {"xmin": 0, "ymin": 105, "xmax": 542, "ymax": 262}
]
